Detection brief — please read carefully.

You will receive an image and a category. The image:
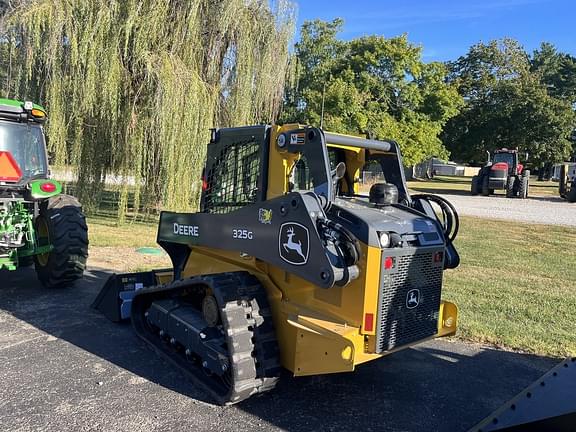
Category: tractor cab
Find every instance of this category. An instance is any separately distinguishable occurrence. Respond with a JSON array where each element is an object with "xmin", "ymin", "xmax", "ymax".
[
  {"xmin": 0, "ymin": 99, "xmax": 49, "ymax": 188},
  {"xmin": 492, "ymin": 148, "xmax": 522, "ymax": 177}
]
